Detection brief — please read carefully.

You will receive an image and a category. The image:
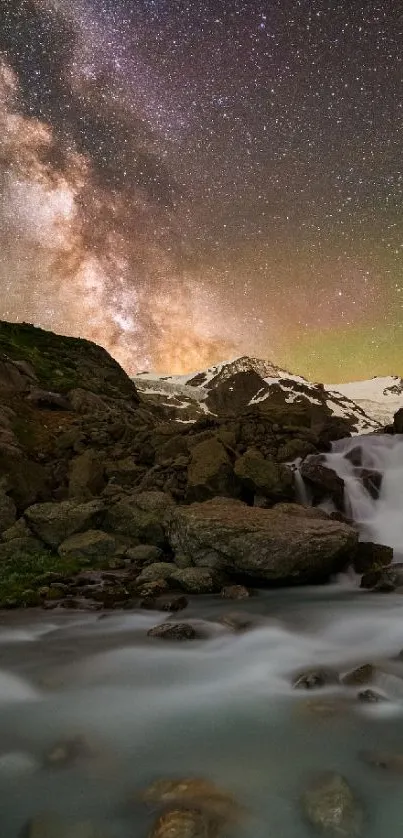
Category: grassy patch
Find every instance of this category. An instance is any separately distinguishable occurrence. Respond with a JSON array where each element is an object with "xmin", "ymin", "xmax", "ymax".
[{"xmin": 0, "ymin": 549, "xmax": 110, "ymax": 608}]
